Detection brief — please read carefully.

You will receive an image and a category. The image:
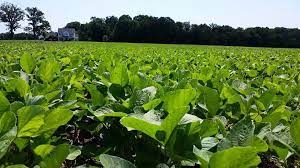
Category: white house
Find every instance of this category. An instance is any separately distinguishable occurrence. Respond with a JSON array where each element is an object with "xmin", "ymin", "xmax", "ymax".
[{"xmin": 58, "ymin": 28, "xmax": 78, "ymax": 41}]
